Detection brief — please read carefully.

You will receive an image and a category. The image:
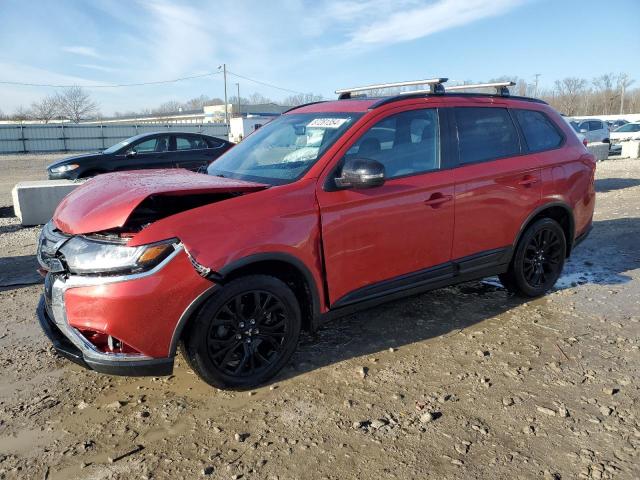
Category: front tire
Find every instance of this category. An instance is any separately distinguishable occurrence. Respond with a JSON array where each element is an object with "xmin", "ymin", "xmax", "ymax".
[
  {"xmin": 182, "ymin": 275, "xmax": 301, "ymax": 389},
  {"xmin": 499, "ymin": 218, "xmax": 566, "ymax": 297}
]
